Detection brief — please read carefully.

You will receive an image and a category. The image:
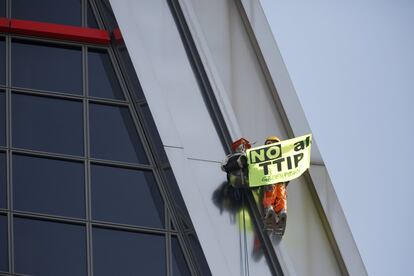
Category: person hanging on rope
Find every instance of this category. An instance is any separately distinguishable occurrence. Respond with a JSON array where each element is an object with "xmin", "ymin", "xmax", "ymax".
[
  {"xmin": 221, "ymin": 138, "xmax": 251, "ymax": 188},
  {"xmin": 261, "ymin": 136, "xmax": 288, "ymax": 227},
  {"xmin": 221, "ymin": 136, "xmax": 288, "ymax": 234}
]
